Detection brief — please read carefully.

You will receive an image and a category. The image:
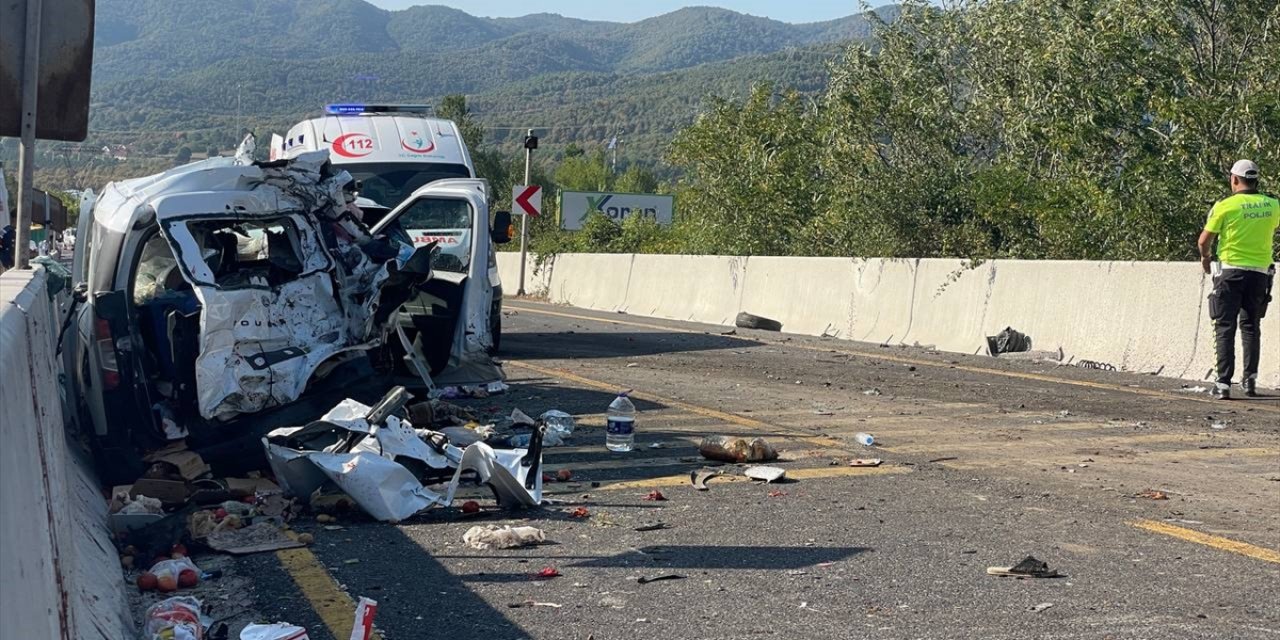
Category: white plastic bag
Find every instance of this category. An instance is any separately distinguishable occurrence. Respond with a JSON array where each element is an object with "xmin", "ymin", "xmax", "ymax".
[
  {"xmin": 239, "ymin": 623, "xmax": 310, "ymax": 640},
  {"xmin": 150, "ymin": 557, "xmax": 202, "ymax": 588},
  {"xmin": 143, "ymin": 595, "xmax": 203, "ymax": 639}
]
